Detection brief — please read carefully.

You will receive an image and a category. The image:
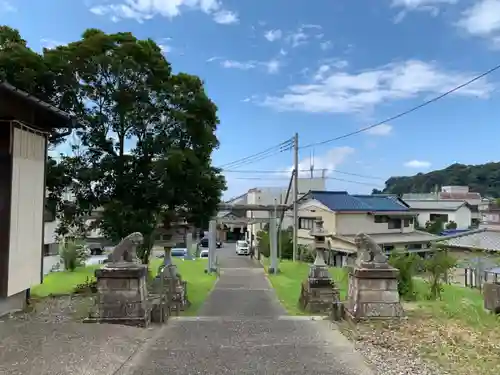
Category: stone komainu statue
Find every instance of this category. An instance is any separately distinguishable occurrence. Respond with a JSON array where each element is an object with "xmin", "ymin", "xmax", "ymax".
[
  {"xmin": 354, "ymin": 232, "xmax": 388, "ymax": 265},
  {"xmin": 108, "ymin": 232, "xmax": 144, "ymax": 263}
]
